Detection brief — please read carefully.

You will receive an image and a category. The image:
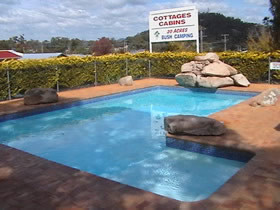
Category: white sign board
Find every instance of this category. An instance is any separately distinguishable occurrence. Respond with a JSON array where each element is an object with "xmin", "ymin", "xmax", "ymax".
[
  {"xmin": 149, "ymin": 7, "xmax": 199, "ymax": 52},
  {"xmin": 270, "ymin": 62, "xmax": 280, "ymax": 70}
]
